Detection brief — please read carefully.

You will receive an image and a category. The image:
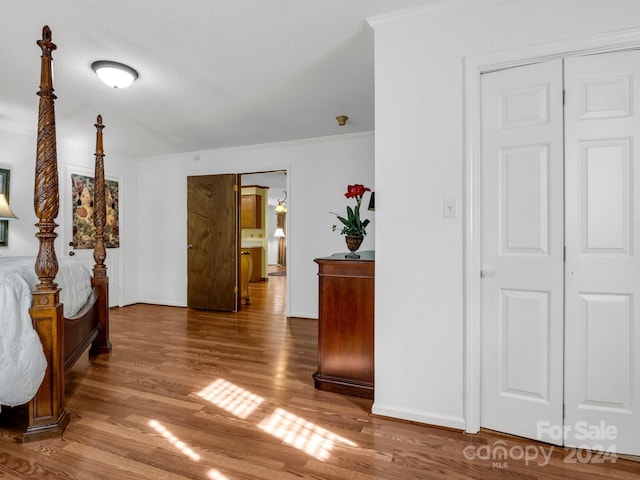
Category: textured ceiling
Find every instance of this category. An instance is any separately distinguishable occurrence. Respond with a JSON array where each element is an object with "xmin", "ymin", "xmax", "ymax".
[{"xmin": 0, "ymin": 0, "xmax": 437, "ymax": 159}]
